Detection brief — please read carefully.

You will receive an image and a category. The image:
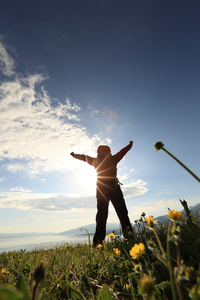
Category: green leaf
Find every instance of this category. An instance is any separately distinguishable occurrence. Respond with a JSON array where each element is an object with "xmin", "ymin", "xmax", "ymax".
[
  {"xmin": 187, "ymin": 220, "xmax": 200, "ymax": 239},
  {"xmin": 97, "ymin": 284, "xmax": 113, "ymax": 300},
  {"xmin": 69, "ymin": 284, "xmax": 85, "ymax": 299},
  {"xmin": 191, "ymin": 277, "xmax": 200, "ymax": 300},
  {"xmin": 16, "ymin": 274, "xmax": 31, "ymax": 300},
  {"xmin": 0, "ymin": 287, "xmax": 23, "ymax": 300}
]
